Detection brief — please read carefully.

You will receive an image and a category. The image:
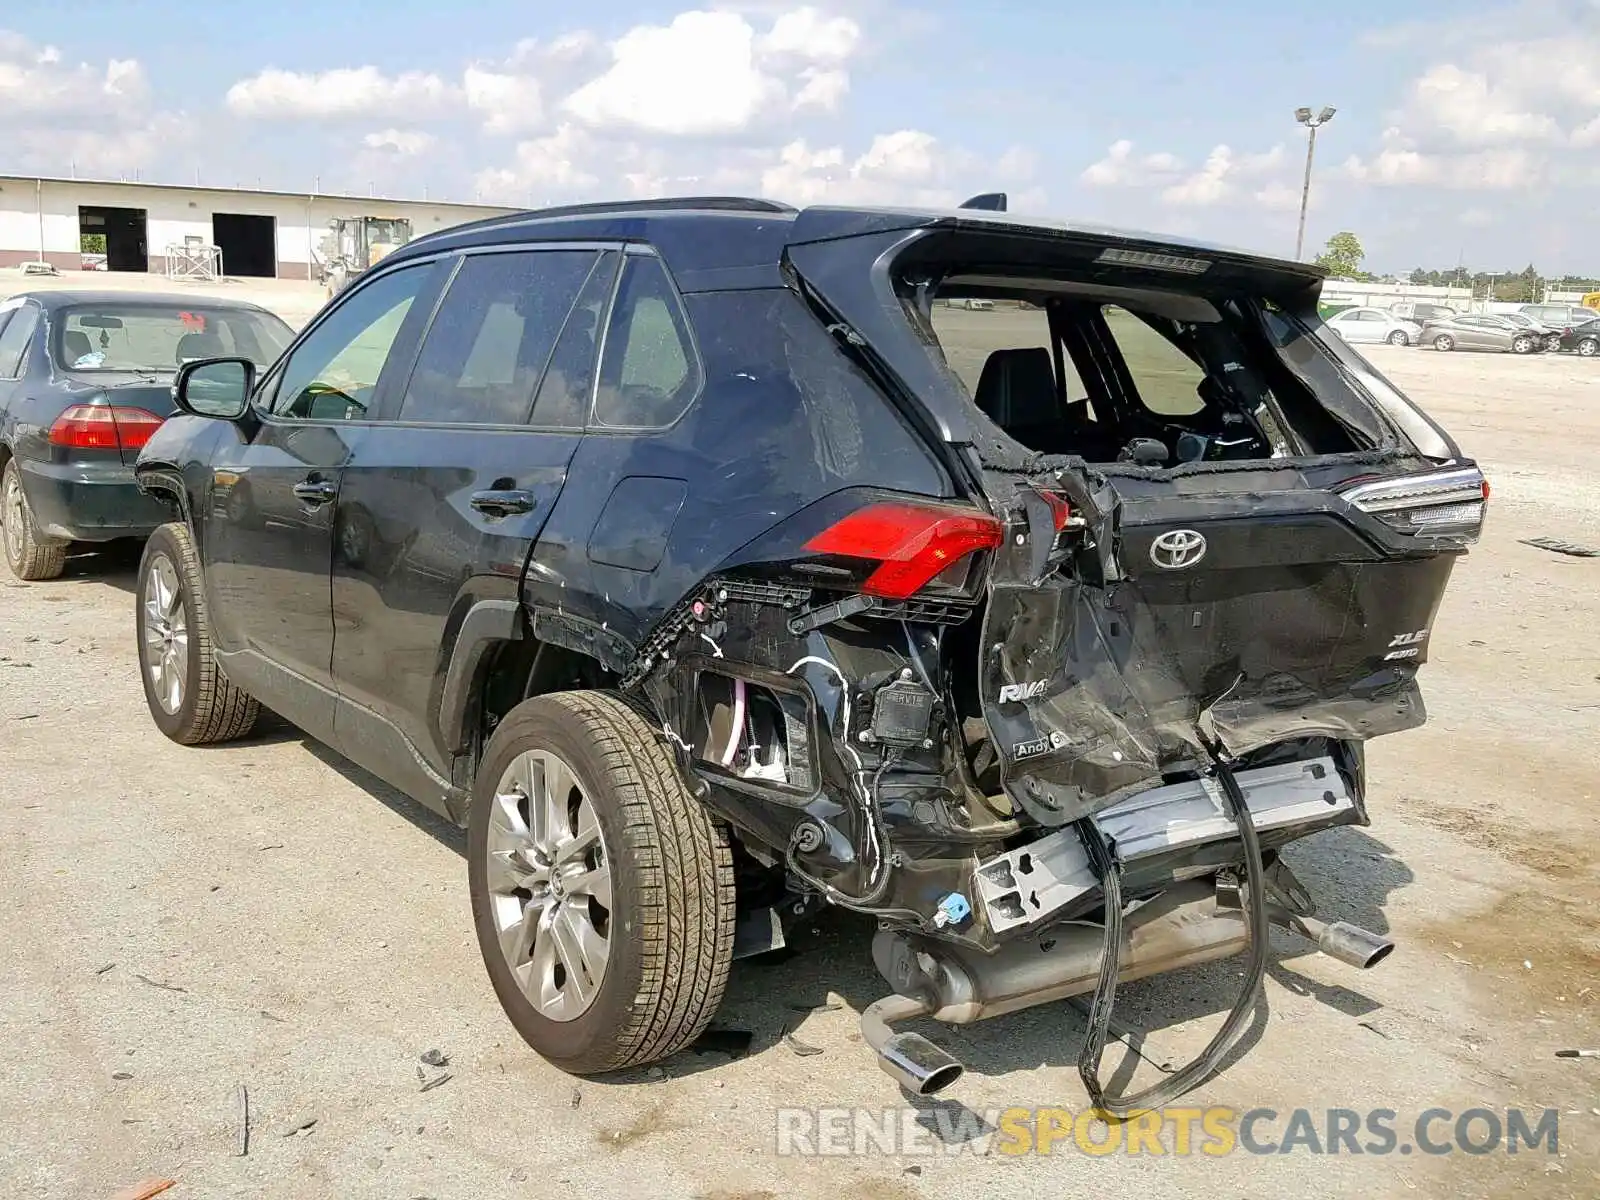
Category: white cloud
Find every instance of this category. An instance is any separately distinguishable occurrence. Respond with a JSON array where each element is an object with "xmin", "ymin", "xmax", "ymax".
[
  {"xmin": 1410, "ymin": 63, "xmax": 1562, "ymax": 146},
  {"xmin": 1162, "ymin": 143, "xmax": 1288, "ymax": 206},
  {"xmin": 464, "ymin": 66, "xmax": 544, "ymax": 134},
  {"xmin": 563, "ymin": 8, "xmax": 862, "ymax": 137},
  {"xmin": 363, "ymin": 128, "xmax": 436, "ymax": 156},
  {"xmin": 793, "ymin": 66, "xmax": 849, "ymax": 111},
  {"xmin": 759, "ymin": 7, "xmax": 862, "ymax": 62},
  {"xmin": 1080, "ymin": 140, "xmax": 1185, "ymax": 187},
  {"xmin": 756, "ymin": 130, "xmax": 1018, "ymax": 209},
  {"xmin": 1253, "ymin": 180, "xmax": 1302, "ymax": 211},
  {"xmin": 475, "ymin": 123, "xmax": 600, "ymax": 201},
  {"xmin": 226, "ymin": 66, "xmax": 457, "ymax": 119},
  {"xmin": 0, "ymin": 32, "xmax": 150, "ymax": 116},
  {"xmin": 1343, "ymin": 127, "xmax": 1540, "ymax": 190}
]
